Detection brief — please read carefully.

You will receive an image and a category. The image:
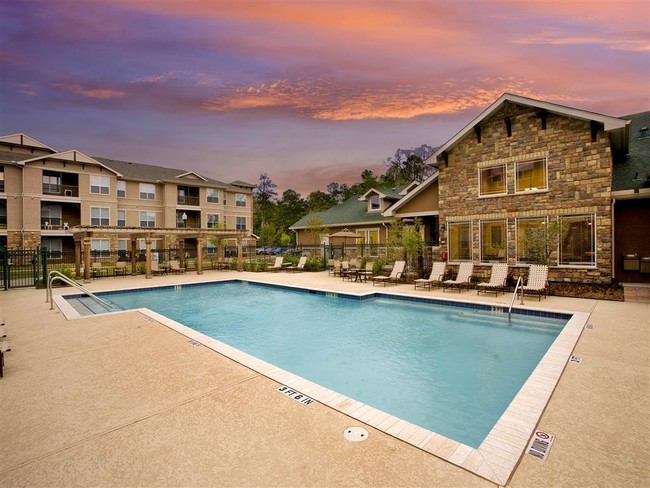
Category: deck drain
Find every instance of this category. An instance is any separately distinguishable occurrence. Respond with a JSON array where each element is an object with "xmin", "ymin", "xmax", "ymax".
[{"xmin": 344, "ymin": 426, "xmax": 368, "ymax": 442}]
